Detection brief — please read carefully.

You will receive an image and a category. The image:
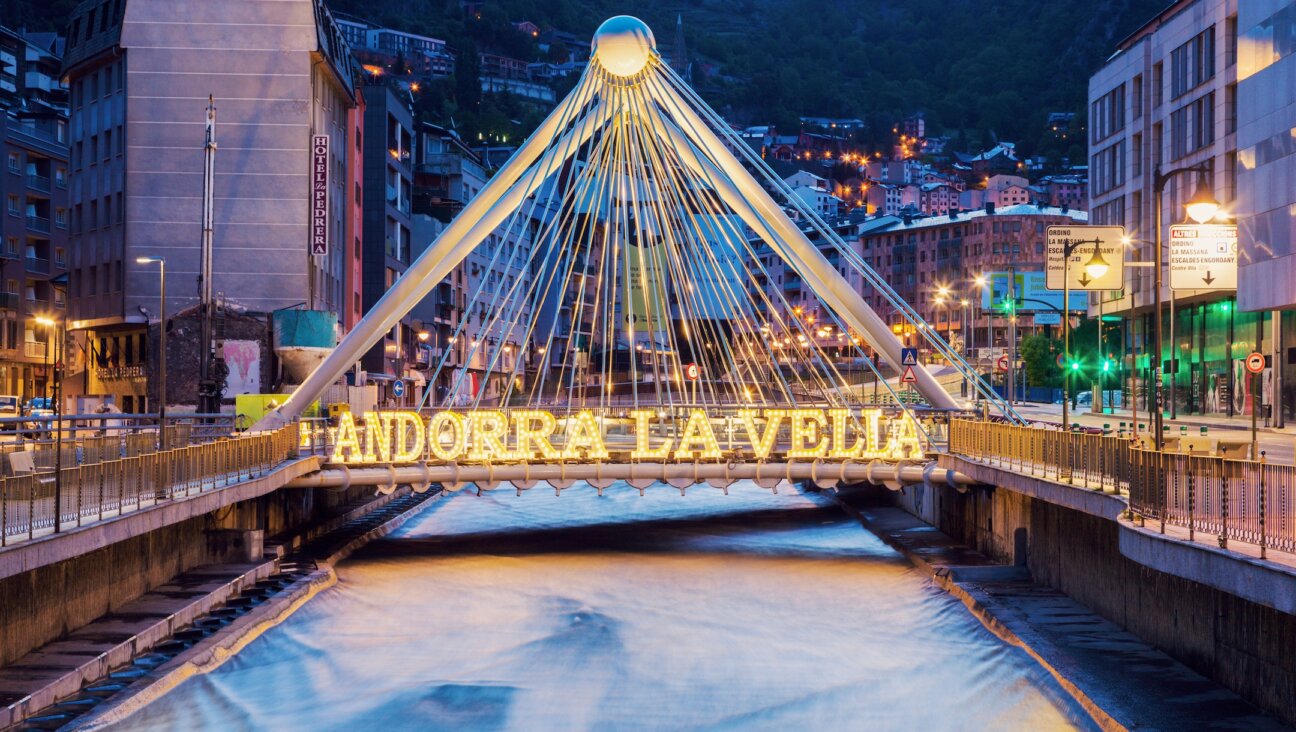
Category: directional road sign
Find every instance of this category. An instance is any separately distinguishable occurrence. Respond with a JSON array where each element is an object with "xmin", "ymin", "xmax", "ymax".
[
  {"xmin": 1246, "ymin": 352, "xmax": 1266, "ymax": 375},
  {"xmin": 391, "ymin": 379, "xmax": 406, "ymax": 398},
  {"xmin": 1170, "ymin": 224, "xmax": 1238, "ymax": 291},
  {"xmin": 1046, "ymin": 226, "xmax": 1126, "ymax": 291},
  {"xmin": 900, "ymin": 347, "xmax": 918, "ymax": 366},
  {"xmin": 900, "ymin": 365, "xmax": 919, "ymax": 383}
]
